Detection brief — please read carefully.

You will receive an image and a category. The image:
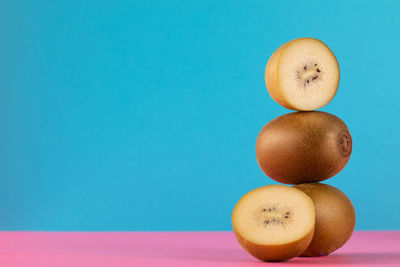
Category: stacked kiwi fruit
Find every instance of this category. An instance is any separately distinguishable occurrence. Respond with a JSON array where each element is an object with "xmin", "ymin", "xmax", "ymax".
[{"xmin": 232, "ymin": 38, "xmax": 355, "ymax": 262}]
